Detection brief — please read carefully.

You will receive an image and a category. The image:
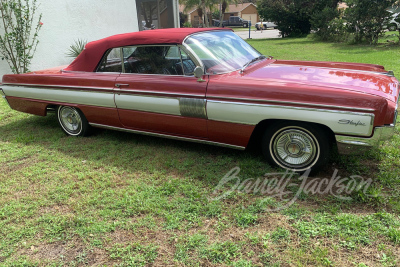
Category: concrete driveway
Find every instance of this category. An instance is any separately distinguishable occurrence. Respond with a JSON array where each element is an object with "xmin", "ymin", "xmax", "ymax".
[{"xmin": 235, "ymin": 29, "xmax": 281, "ymax": 39}]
